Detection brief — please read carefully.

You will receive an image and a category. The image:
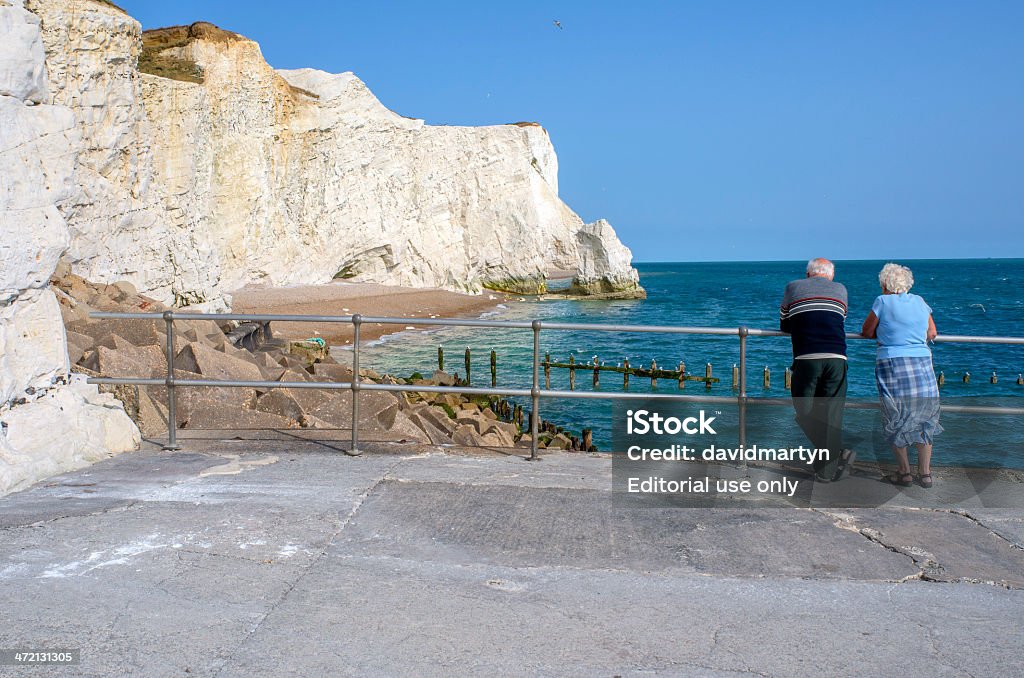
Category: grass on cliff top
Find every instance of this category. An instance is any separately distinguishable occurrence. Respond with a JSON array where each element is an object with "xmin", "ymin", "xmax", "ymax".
[
  {"xmin": 510, "ymin": 121, "xmax": 541, "ymax": 127},
  {"xmin": 89, "ymin": 0, "xmax": 127, "ymax": 14},
  {"xmin": 138, "ymin": 23, "xmax": 245, "ymax": 84}
]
